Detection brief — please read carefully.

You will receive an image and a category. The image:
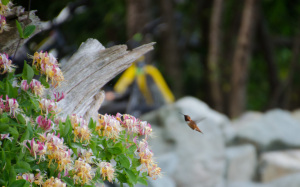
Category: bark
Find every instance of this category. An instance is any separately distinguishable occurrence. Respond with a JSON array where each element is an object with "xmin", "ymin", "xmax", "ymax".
[
  {"xmin": 57, "ymin": 39, "xmax": 155, "ymax": 120},
  {"xmin": 229, "ymin": 0, "xmax": 258, "ymax": 118},
  {"xmin": 207, "ymin": 0, "xmax": 224, "ymax": 112},
  {"xmin": 126, "ymin": 0, "xmax": 150, "ymax": 38},
  {"xmin": 159, "ymin": 0, "xmax": 182, "ymax": 97}
]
